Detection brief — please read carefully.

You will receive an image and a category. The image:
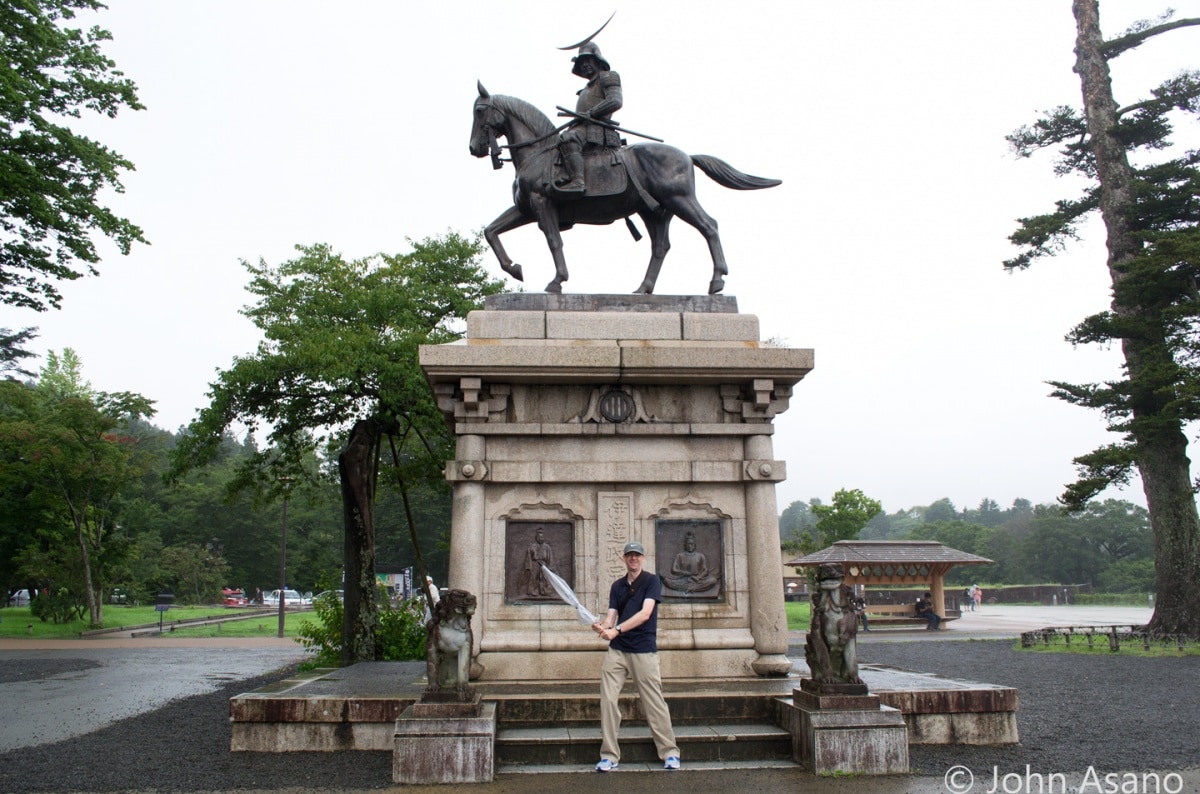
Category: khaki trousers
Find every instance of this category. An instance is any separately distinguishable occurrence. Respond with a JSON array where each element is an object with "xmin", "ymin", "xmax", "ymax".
[{"xmin": 599, "ymin": 648, "xmax": 679, "ymax": 763}]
